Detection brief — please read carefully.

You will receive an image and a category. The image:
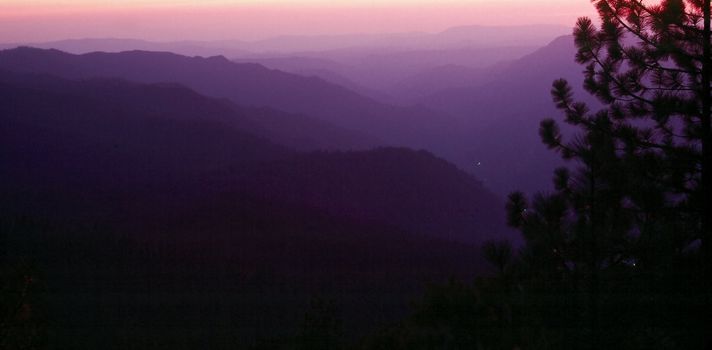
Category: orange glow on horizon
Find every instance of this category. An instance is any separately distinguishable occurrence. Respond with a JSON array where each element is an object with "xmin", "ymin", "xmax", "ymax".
[{"xmin": 0, "ymin": 1, "xmax": 596, "ymax": 42}]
